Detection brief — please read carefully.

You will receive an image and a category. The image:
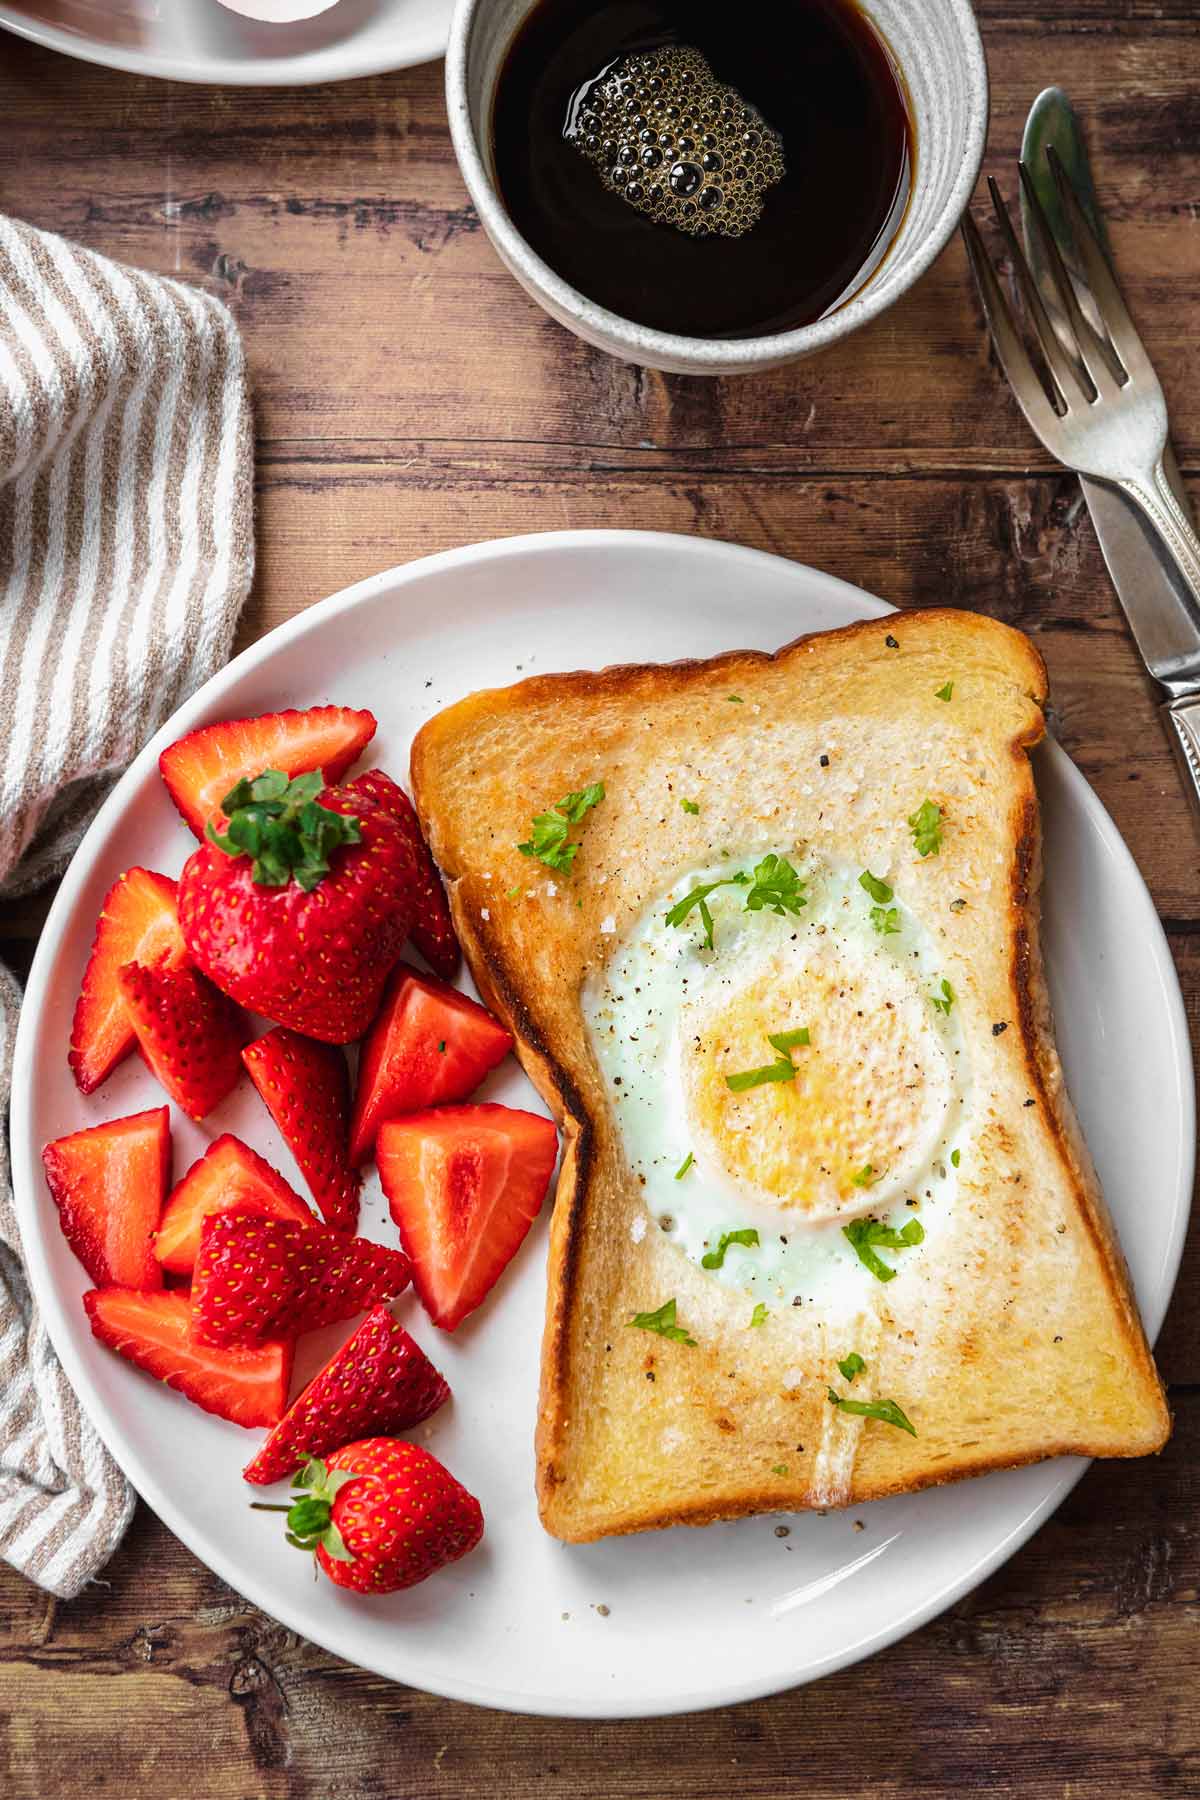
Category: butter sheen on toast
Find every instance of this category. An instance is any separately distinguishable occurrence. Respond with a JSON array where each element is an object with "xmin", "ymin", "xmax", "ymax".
[{"xmin": 410, "ymin": 609, "xmax": 1169, "ymax": 1541}]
